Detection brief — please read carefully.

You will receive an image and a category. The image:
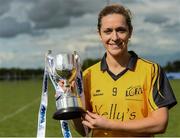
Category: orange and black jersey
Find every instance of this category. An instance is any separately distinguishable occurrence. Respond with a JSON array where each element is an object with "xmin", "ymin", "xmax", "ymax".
[{"xmin": 83, "ymin": 51, "xmax": 177, "ymax": 137}]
